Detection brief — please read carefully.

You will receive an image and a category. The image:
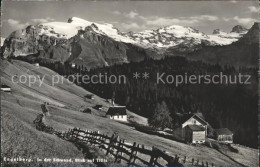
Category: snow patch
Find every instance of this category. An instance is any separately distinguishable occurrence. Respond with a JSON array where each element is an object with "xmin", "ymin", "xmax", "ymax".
[{"xmin": 39, "ymin": 17, "xmax": 137, "ymax": 44}]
